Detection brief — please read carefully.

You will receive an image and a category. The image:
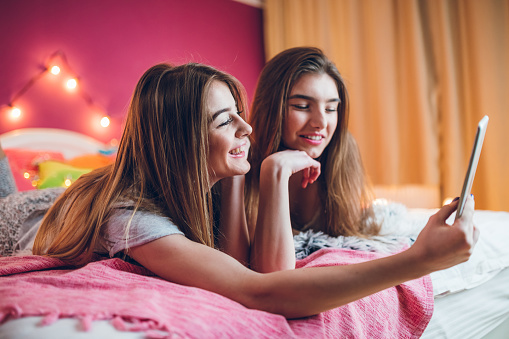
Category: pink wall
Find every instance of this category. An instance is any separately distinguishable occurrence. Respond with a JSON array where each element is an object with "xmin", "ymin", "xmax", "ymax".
[{"xmin": 0, "ymin": 0, "xmax": 265, "ymax": 143}]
